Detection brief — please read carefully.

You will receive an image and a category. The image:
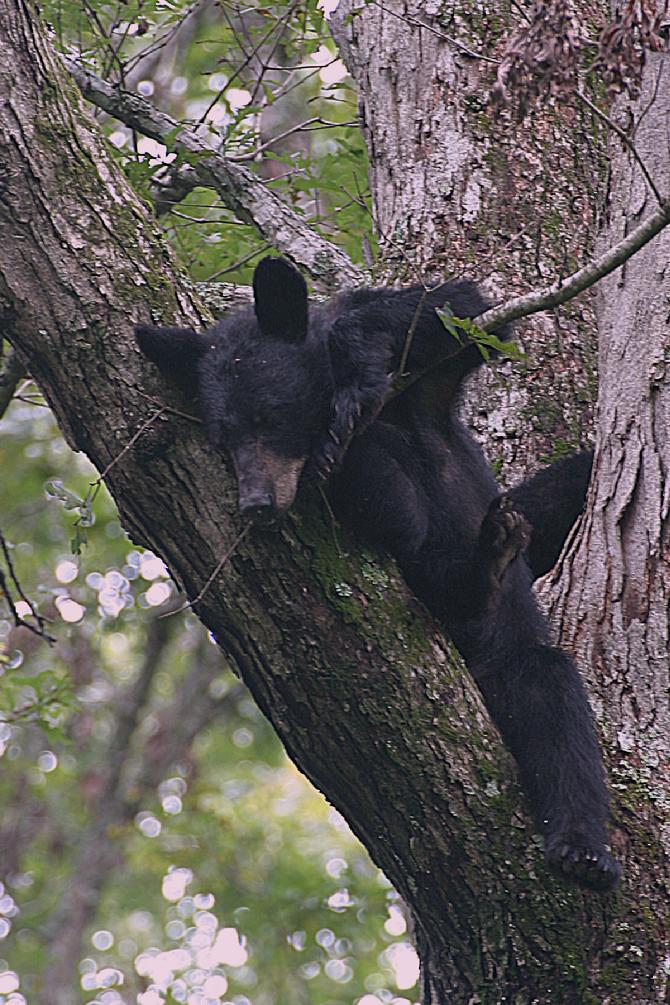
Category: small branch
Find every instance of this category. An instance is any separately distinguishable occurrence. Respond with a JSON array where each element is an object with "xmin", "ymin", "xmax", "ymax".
[
  {"xmin": 93, "ymin": 407, "xmax": 167, "ymax": 484},
  {"xmin": 397, "ymin": 290, "xmax": 428, "ymax": 378},
  {"xmin": 135, "ymin": 387, "xmax": 202, "ymax": 421},
  {"xmin": 205, "ymin": 243, "xmax": 274, "ymax": 280},
  {"xmin": 0, "ymin": 344, "xmax": 27, "ymax": 420},
  {"xmin": 387, "ymin": 198, "xmax": 670, "ymax": 400},
  {"xmin": 197, "ymin": 1, "xmax": 298, "ymax": 125},
  {"xmin": 0, "ymin": 529, "xmax": 55, "ymax": 644},
  {"xmin": 228, "ymin": 117, "xmax": 358, "ymax": 163},
  {"xmin": 64, "ymin": 57, "xmax": 364, "ymax": 292}
]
